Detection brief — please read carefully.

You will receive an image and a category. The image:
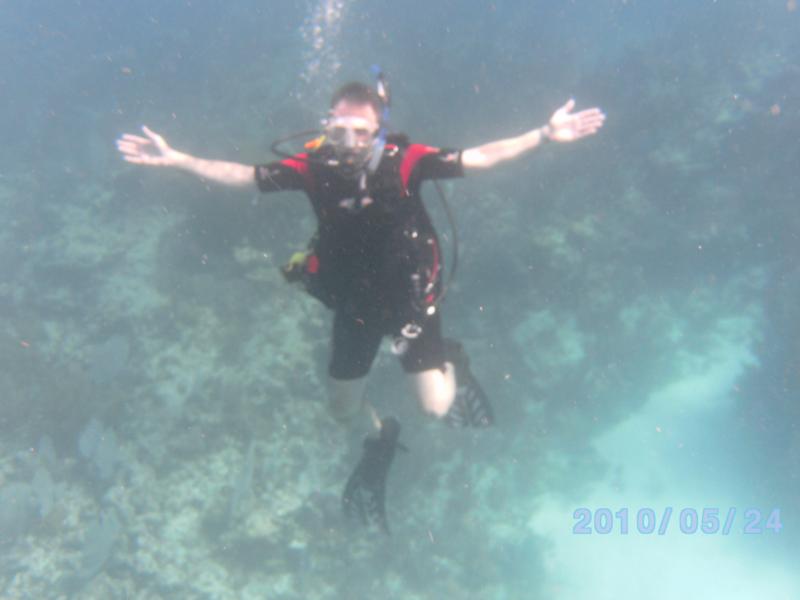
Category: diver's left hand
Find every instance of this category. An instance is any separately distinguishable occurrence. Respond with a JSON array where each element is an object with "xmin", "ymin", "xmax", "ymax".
[{"xmin": 544, "ymin": 99, "xmax": 606, "ymax": 143}]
